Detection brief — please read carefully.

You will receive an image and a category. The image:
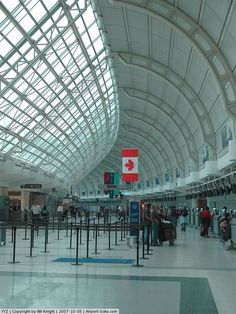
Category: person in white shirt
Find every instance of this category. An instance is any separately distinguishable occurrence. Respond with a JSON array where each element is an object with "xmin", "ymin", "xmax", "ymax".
[
  {"xmin": 31, "ymin": 201, "xmax": 41, "ymax": 224},
  {"xmin": 57, "ymin": 202, "xmax": 64, "ymax": 218}
]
